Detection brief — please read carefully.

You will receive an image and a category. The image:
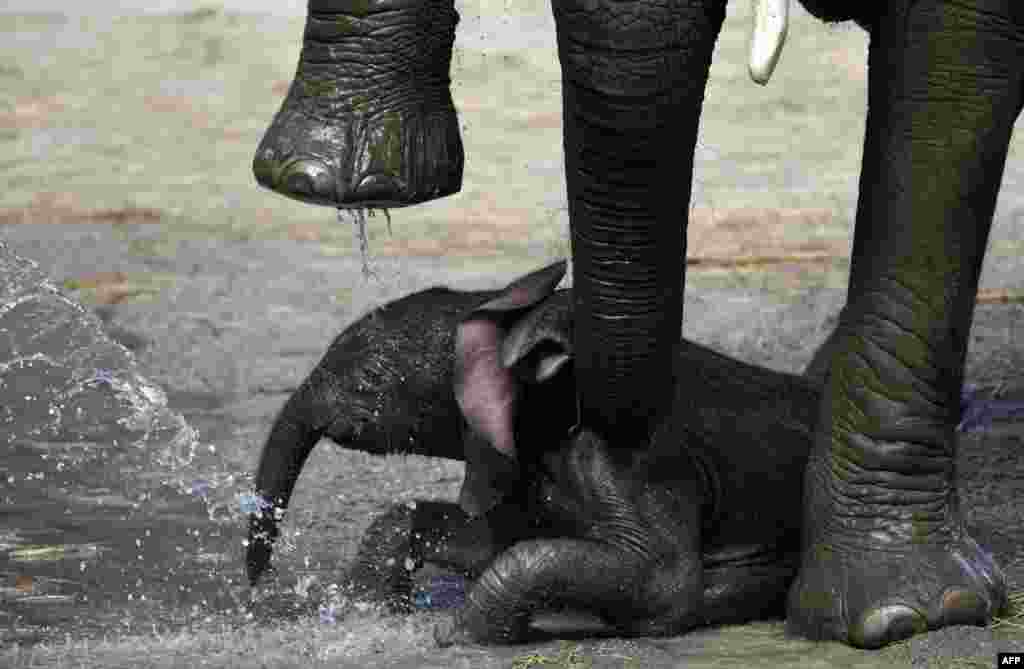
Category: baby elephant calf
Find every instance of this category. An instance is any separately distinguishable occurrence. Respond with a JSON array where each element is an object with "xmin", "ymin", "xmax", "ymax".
[{"xmin": 247, "ymin": 261, "xmax": 821, "ymax": 644}]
